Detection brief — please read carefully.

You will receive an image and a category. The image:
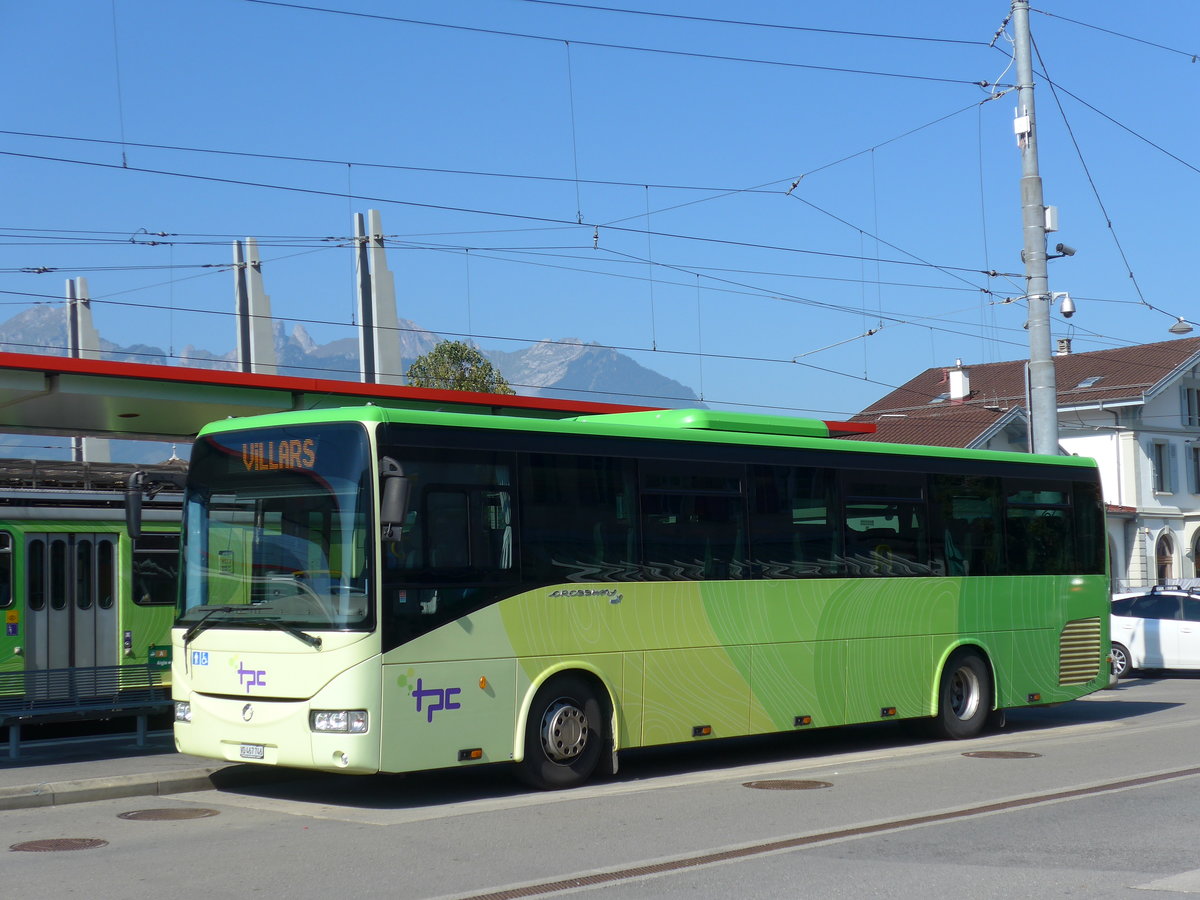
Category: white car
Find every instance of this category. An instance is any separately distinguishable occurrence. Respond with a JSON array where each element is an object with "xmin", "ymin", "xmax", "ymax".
[{"xmin": 1110, "ymin": 587, "xmax": 1200, "ymax": 678}]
